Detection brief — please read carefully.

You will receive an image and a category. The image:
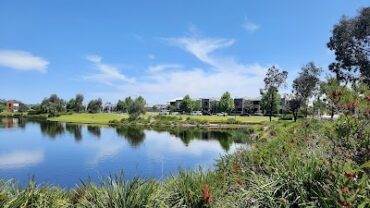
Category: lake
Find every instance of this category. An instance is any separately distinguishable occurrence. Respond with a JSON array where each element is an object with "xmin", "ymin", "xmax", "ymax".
[{"xmin": 0, "ymin": 117, "xmax": 250, "ymax": 187}]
